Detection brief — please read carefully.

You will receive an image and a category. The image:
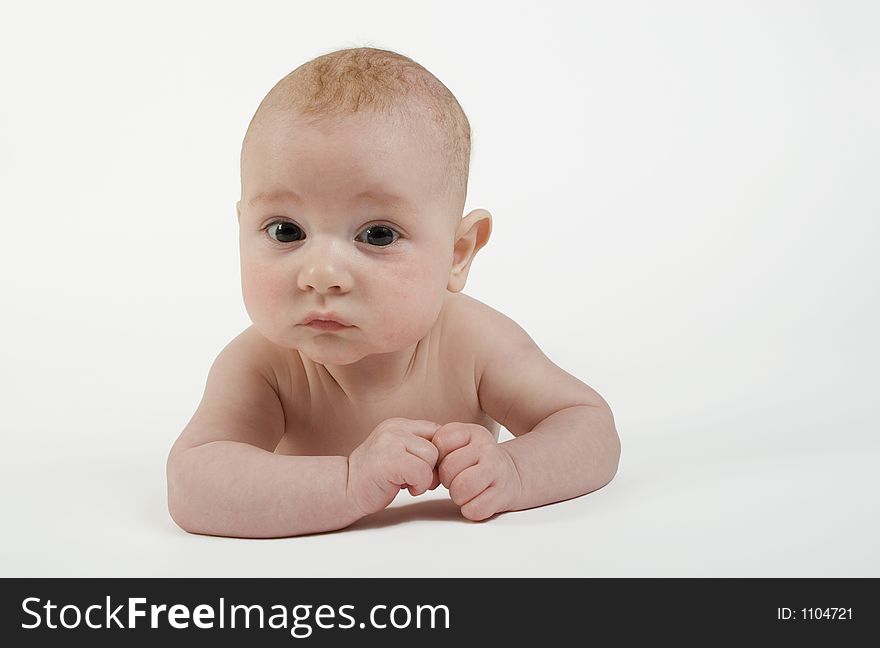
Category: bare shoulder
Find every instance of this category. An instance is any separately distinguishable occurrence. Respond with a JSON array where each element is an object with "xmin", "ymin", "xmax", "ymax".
[
  {"xmin": 447, "ymin": 292, "xmax": 609, "ymax": 436},
  {"xmin": 169, "ymin": 326, "xmax": 292, "ymax": 456},
  {"xmin": 442, "ymin": 290, "xmax": 505, "ymax": 328},
  {"xmin": 233, "ymin": 325, "xmax": 301, "ymax": 389},
  {"xmin": 441, "ymin": 291, "xmax": 525, "ymax": 378},
  {"xmin": 241, "ymin": 325, "xmax": 312, "ymax": 421}
]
